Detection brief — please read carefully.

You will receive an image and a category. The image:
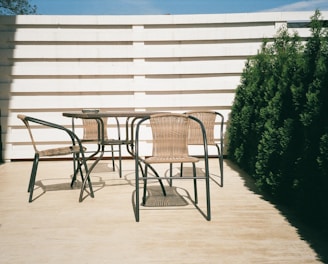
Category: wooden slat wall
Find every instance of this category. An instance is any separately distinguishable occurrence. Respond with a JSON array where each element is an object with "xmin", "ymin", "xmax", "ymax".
[{"xmin": 1, "ymin": 12, "xmax": 326, "ymax": 160}]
